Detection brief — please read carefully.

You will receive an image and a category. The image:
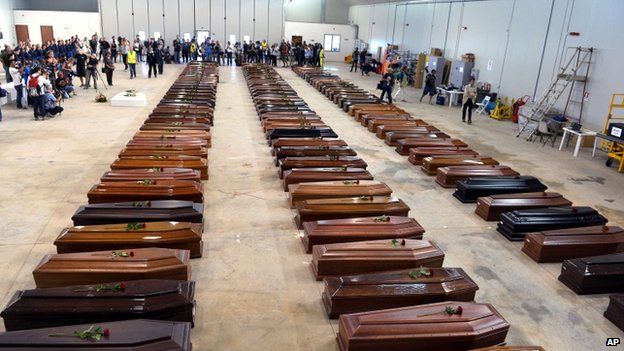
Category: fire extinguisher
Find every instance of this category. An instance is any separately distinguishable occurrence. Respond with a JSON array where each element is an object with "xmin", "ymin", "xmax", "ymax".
[{"xmin": 512, "ymin": 95, "xmax": 530, "ymax": 123}]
